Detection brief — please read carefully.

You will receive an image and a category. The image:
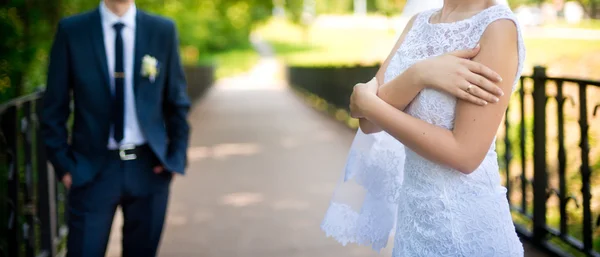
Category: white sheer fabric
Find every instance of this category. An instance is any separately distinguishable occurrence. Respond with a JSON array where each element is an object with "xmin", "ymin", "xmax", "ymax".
[
  {"xmin": 321, "ymin": 129, "xmax": 404, "ymax": 251},
  {"xmin": 321, "ymin": 4, "xmax": 526, "ymax": 256}
]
